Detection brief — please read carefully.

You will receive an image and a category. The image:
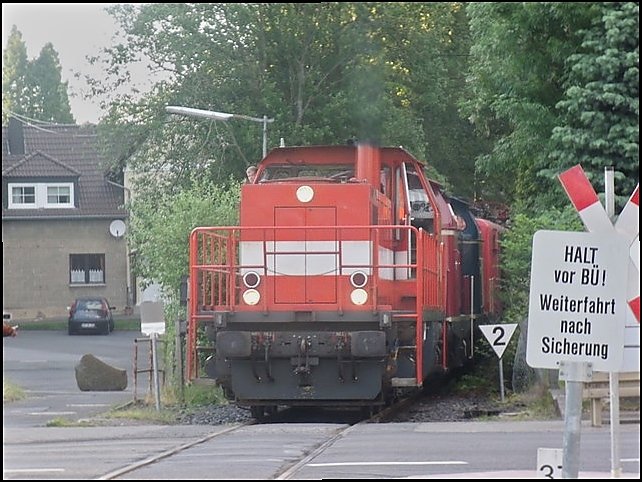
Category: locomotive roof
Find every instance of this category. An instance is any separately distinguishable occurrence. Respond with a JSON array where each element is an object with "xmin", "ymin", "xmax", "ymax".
[{"xmin": 261, "ymin": 144, "xmax": 425, "ymax": 166}]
